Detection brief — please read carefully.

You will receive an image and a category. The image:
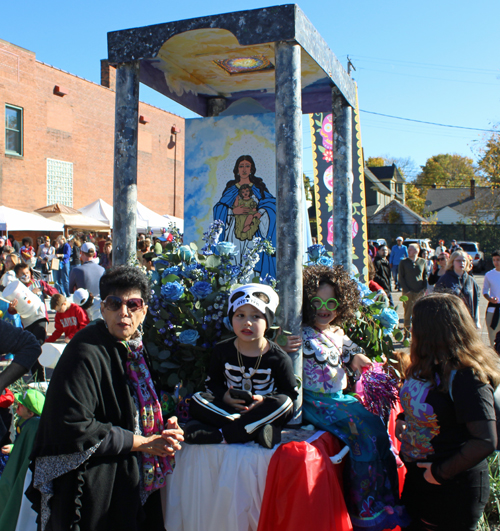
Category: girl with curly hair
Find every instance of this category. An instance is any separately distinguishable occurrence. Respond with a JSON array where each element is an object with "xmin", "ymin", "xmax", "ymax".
[{"xmin": 285, "ymin": 265, "xmax": 406, "ymax": 531}]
